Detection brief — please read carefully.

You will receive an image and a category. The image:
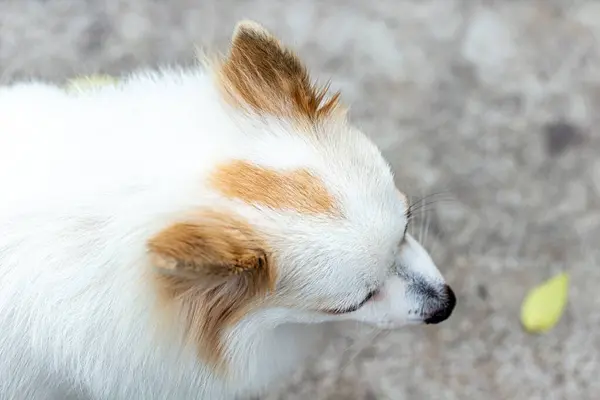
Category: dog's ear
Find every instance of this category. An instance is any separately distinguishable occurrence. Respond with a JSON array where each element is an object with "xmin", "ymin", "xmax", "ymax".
[
  {"xmin": 147, "ymin": 210, "xmax": 276, "ymax": 368},
  {"xmin": 217, "ymin": 19, "xmax": 340, "ymax": 121}
]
